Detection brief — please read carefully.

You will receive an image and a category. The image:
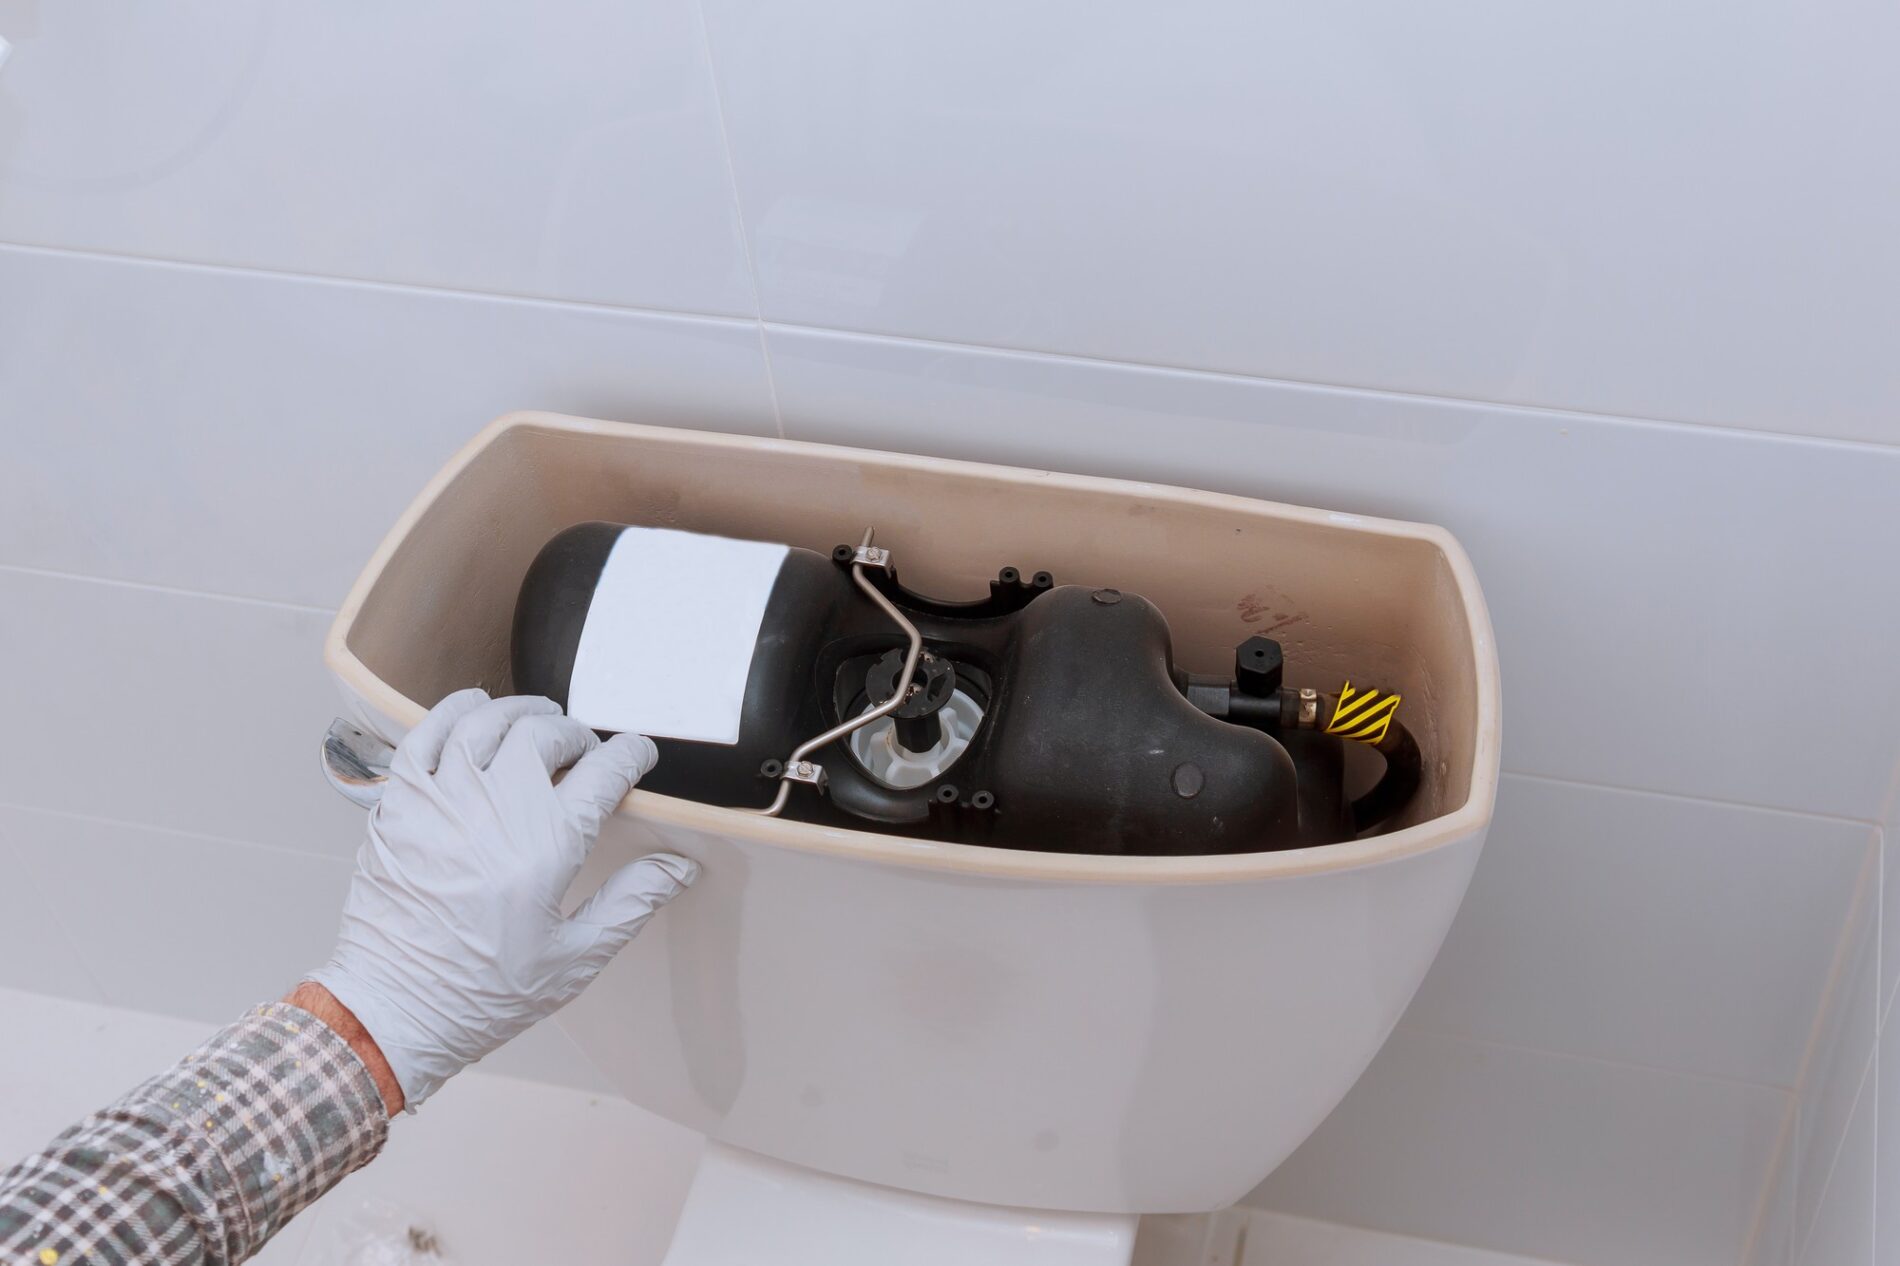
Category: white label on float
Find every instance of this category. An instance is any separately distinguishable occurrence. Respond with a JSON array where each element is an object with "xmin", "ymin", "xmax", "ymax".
[{"xmin": 566, "ymin": 526, "xmax": 790, "ymax": 745}]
